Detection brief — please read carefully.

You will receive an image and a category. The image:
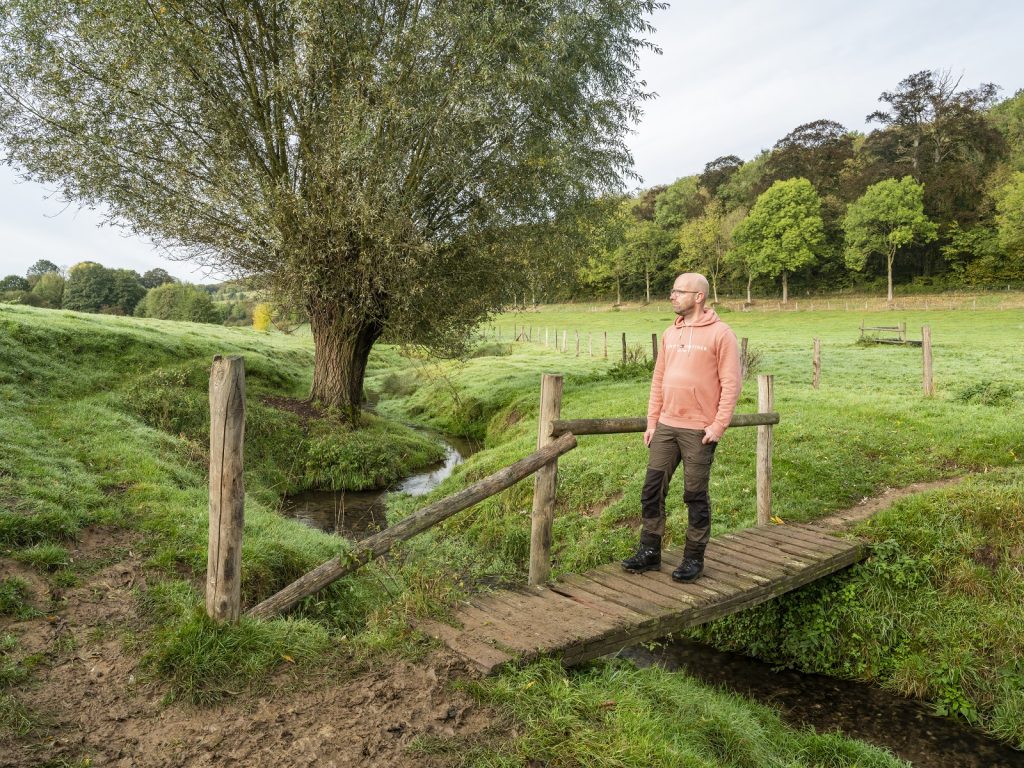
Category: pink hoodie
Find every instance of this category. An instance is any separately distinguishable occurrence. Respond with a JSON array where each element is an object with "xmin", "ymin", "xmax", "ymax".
[{"xmin": 646, "ymin": 308, "xmax": 741, "ymax": 440}]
